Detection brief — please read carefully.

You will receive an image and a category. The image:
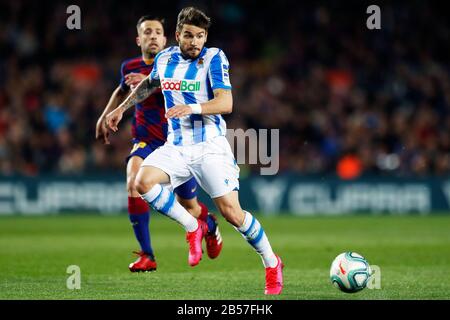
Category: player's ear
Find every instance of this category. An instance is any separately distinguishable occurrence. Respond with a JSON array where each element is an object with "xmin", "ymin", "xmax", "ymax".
[
  {"xmin": 175, "ymin": 31, "xmax": 180, "ymax": 43},
  {"xmin": 136, "ymin": 36, "xmax": 141, "ymax": 47},
  {"xmin": 162, "ymin": 36, "xmax": 167, "ymax": 47},
  {"xmin": 204, "ymin": 32, "xmax": 208, "ymax": 43}
]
